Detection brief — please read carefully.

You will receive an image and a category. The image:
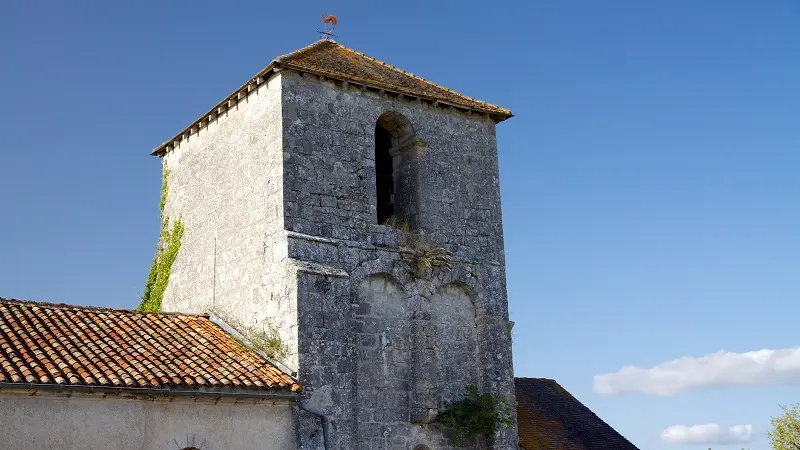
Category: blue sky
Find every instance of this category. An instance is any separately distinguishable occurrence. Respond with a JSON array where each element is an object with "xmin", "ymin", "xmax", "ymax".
[{"xmin": 1, "ymin": 1, "xmax": 798, "ymax": 448}]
